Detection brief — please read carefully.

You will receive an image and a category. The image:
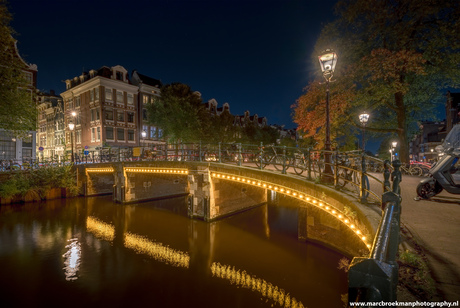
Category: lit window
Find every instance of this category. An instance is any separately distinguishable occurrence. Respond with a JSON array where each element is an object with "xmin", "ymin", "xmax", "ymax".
[
  {"xmin": 91, "ymin": 128, "xmax": 95, "ymax": 142},
  {"xmin": 127, "ymin": 93, "xmax": 133, "ymax": 105}
]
